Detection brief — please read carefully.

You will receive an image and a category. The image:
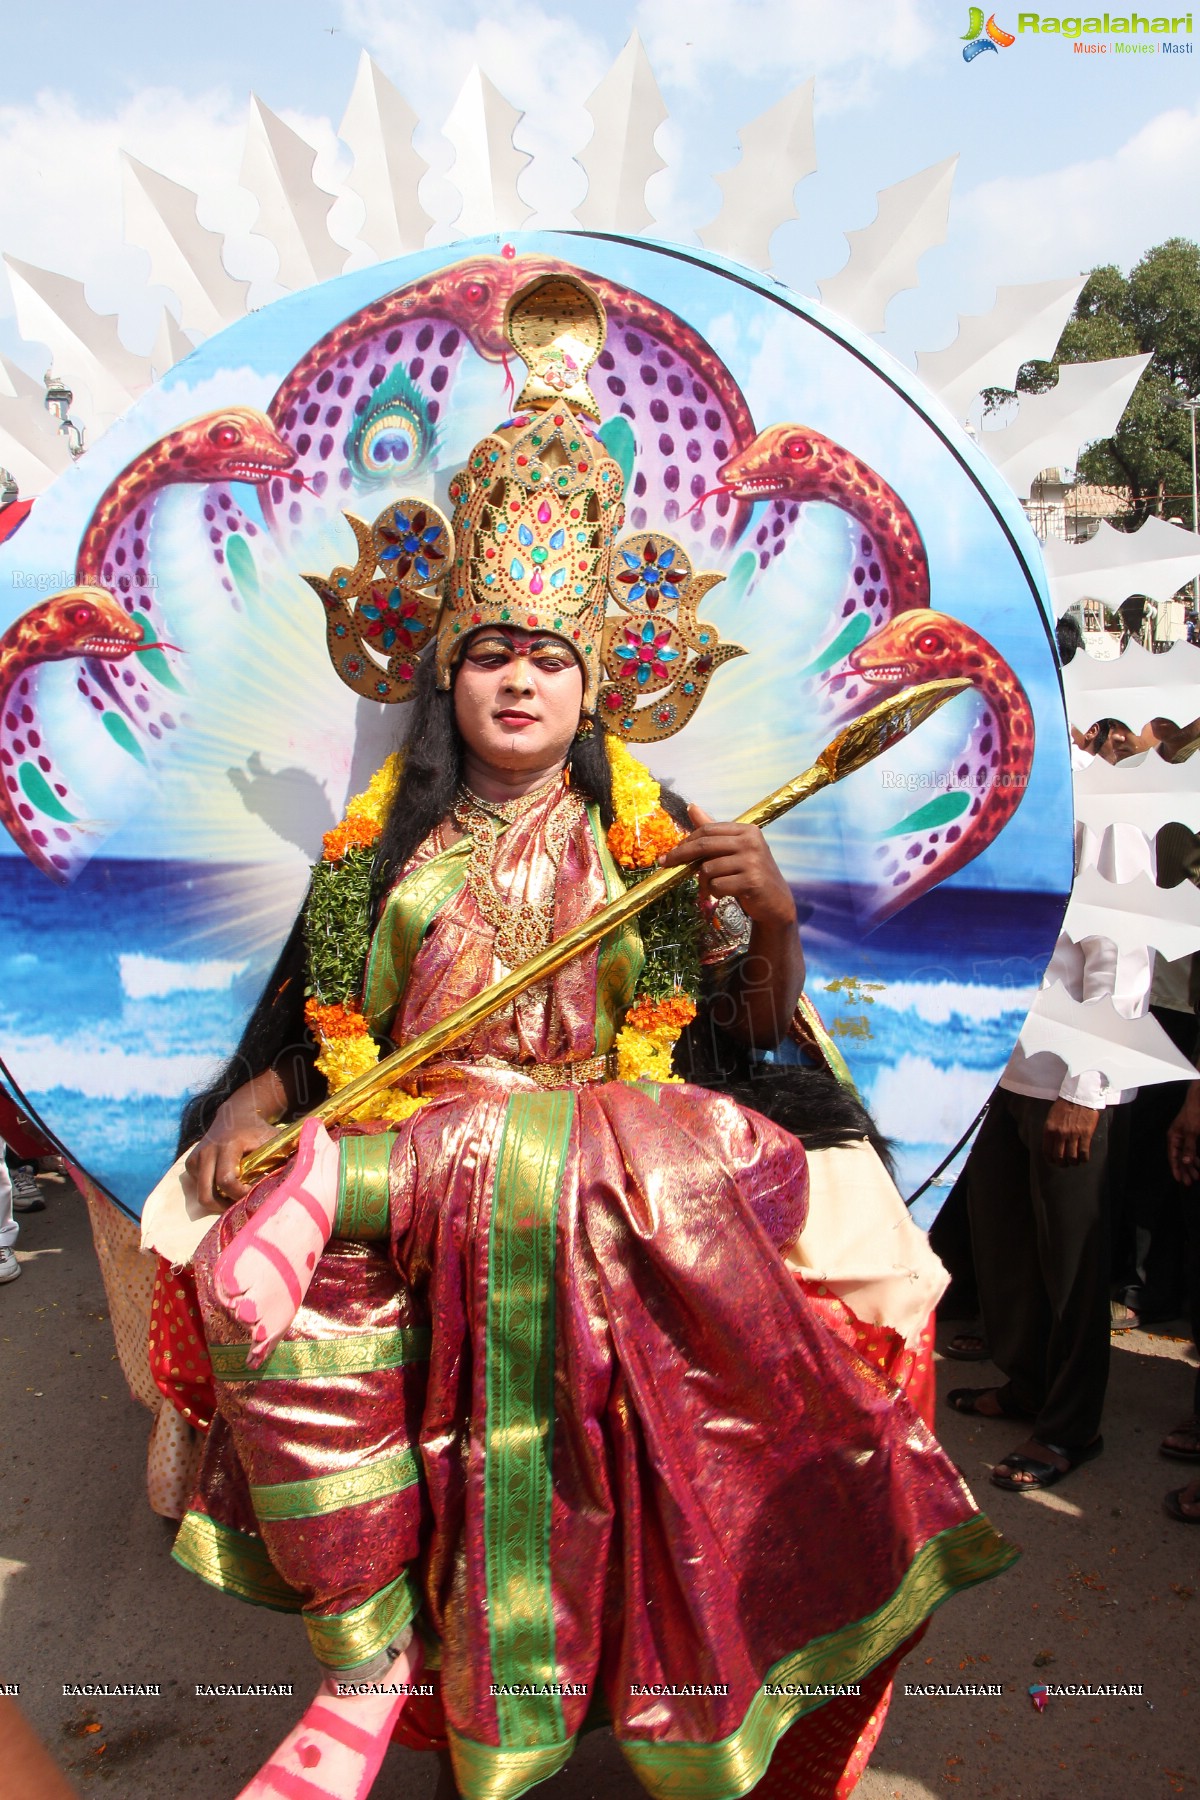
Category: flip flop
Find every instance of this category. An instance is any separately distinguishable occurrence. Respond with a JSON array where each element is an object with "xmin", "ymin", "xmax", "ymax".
[
  {"xmin": 1163, "ymin": 1485, "xmax": 1200, "ymax": 1524},
  {"xmin": 942, "ymin": 1333, "xmax": 990, "ymax": 1362},
  {"xmin": 990, "ymin": 1435, "xmax": 1103, "ymax": 1491},
  {"xmin": 1159, "ymin": 1418, "xmax": 1200, "ymax": 1463},
  {"xmin": 947, "ymin": 1386, "xmax": 1034, "ymax": 1420}
]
